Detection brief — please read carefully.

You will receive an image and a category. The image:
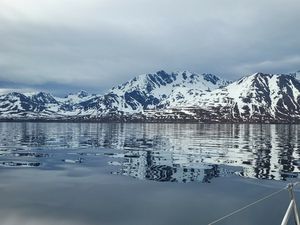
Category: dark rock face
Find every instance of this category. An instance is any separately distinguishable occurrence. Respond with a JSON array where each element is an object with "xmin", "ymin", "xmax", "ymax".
[{"xmin": 203, "ymin": 73, "xmax": 220, "ymax": 85}]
